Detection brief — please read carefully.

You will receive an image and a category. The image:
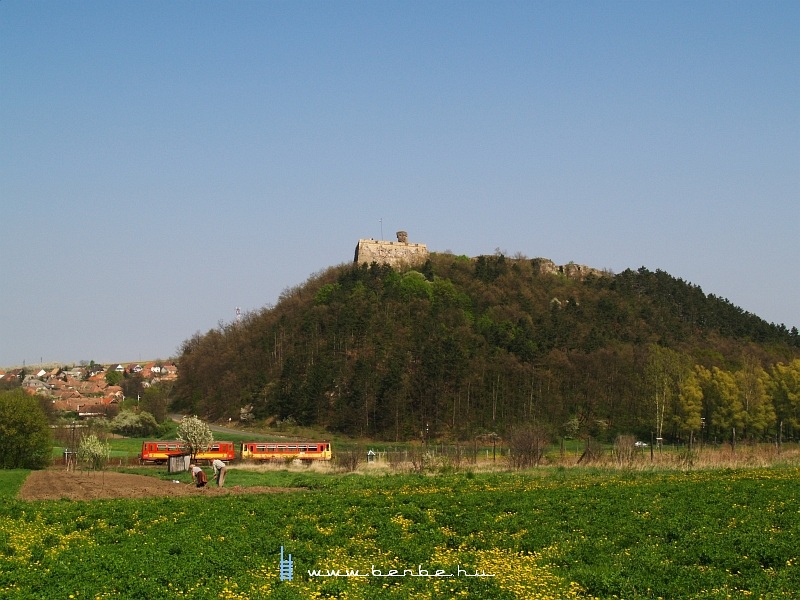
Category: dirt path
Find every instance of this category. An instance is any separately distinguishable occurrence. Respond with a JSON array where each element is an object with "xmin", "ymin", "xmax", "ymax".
[{"xmin": 18, "ymin": 470, "xmax": 300, "ymax": 501}]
